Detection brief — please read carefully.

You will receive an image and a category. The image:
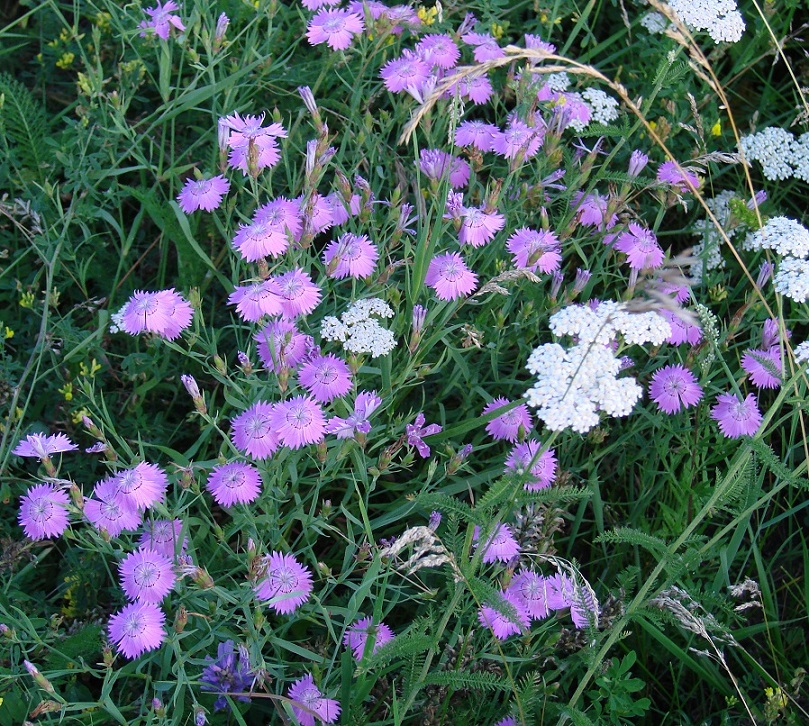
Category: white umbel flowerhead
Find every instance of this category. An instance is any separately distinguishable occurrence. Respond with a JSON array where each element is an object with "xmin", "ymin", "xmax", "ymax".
[
  {"xmin": 745, "ymin": 217, "xmax": 809, "ymax": 259},
  {"xmin": 773, "ymin": 257, "xmax": 809, "ymax": 303},
  {"xmin": 321, "ymin": 298, "xmax": 397, "ymax": 358},
  {"xmin": 740, "ymin": 127, "xmax": 796, "ymax": 181}
]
